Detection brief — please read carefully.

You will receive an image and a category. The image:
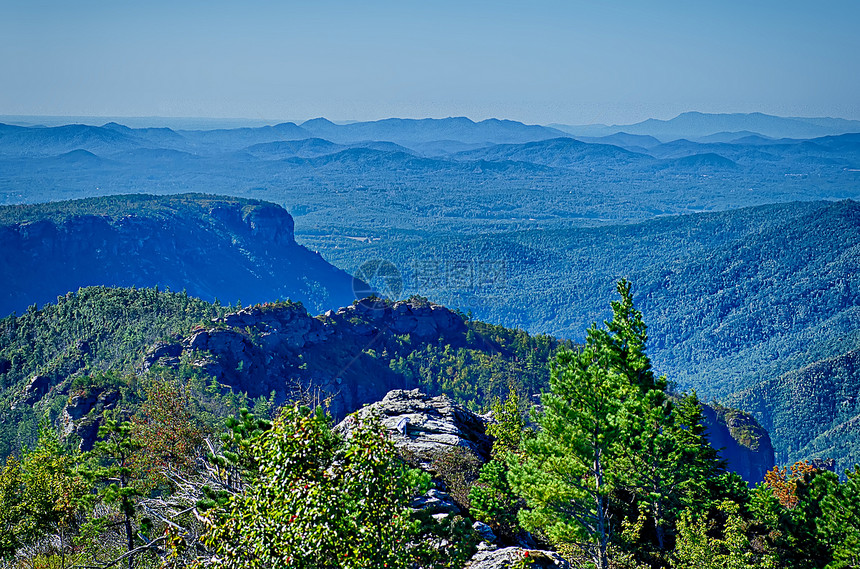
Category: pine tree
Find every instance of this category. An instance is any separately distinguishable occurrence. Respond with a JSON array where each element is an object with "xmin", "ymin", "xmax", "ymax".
[
  {"xmin": 509, "ymin": 282, "xmax": 640, "ymax": 569},
  {"xmin": 81, "ymin": 418, "xmax": 145, "ymax": 569},
  {"xmin": 510, "ymin": 280, "xmax": 742, "ymax": 569},
  {"xmin": 817, "ymin": 465, "xmax": 860, "ymax": 569},
  {"xmin": 470, "ymin": 388, "xmax": 531, "ymax": 540}
]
